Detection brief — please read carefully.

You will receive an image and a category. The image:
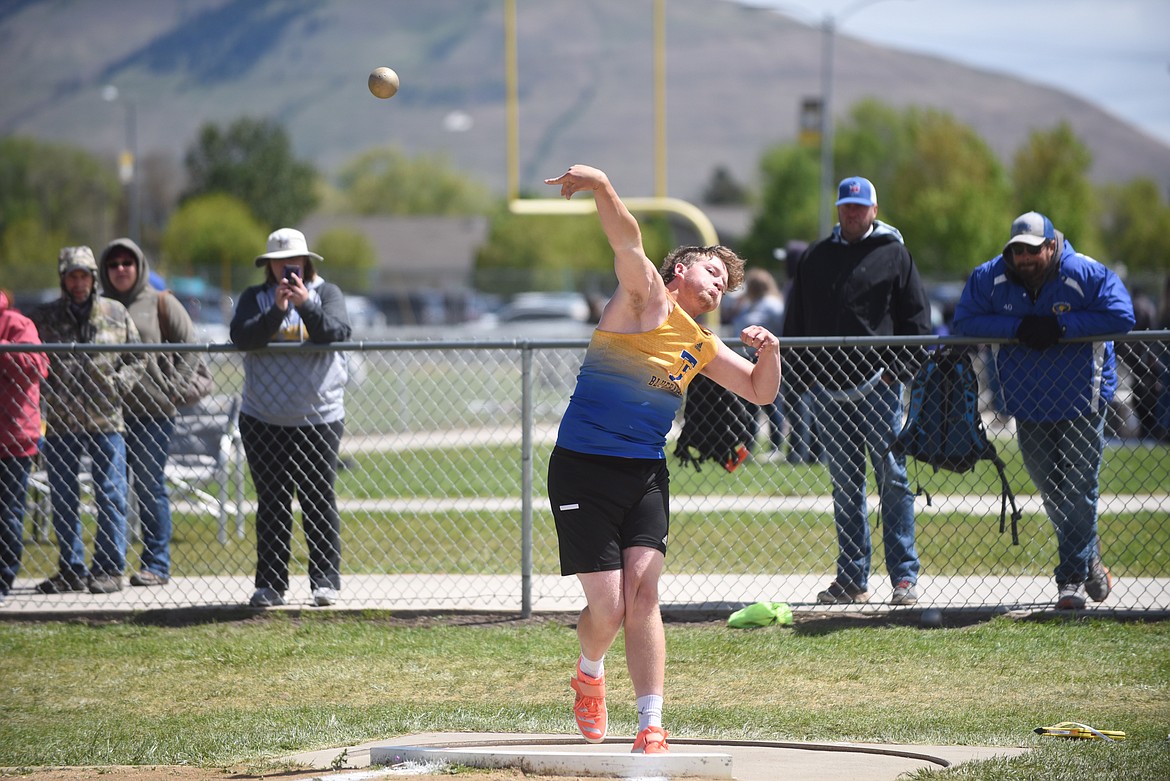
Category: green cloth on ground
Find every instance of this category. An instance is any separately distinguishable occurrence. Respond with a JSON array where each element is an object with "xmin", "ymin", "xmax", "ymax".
[{"xmin": 727, "ymin": 601, "xmax": 793, "ymax": 628}]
